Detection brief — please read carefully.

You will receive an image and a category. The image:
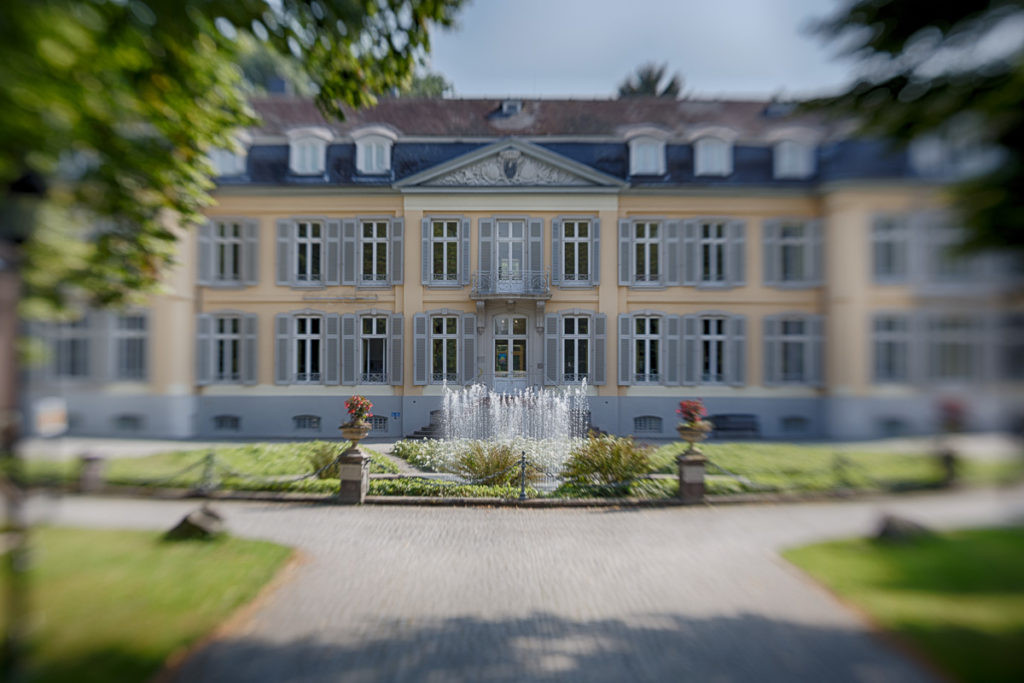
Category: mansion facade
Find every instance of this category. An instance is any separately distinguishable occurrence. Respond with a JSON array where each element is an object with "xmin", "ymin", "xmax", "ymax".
[{"xmin": 25, "ymin": 96, "xmax": 1024, "ymax": 440}]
